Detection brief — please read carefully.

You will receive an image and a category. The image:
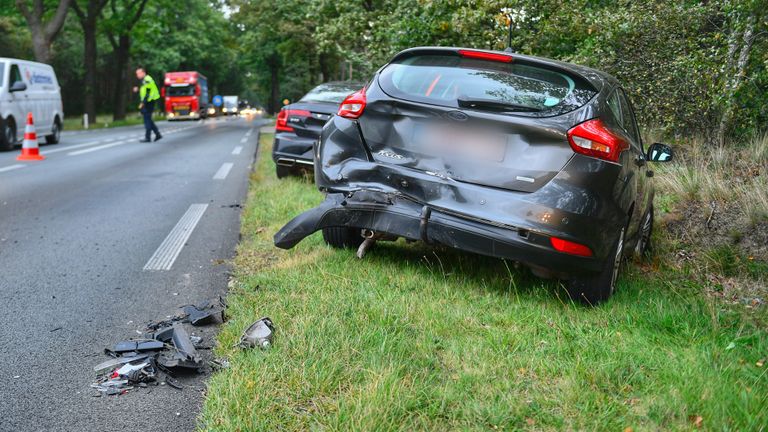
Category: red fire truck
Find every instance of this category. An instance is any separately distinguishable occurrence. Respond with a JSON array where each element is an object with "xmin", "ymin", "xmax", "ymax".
[{"xmin": 162, "ymin": 71, "xmax": 209, "ymax": 120}]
